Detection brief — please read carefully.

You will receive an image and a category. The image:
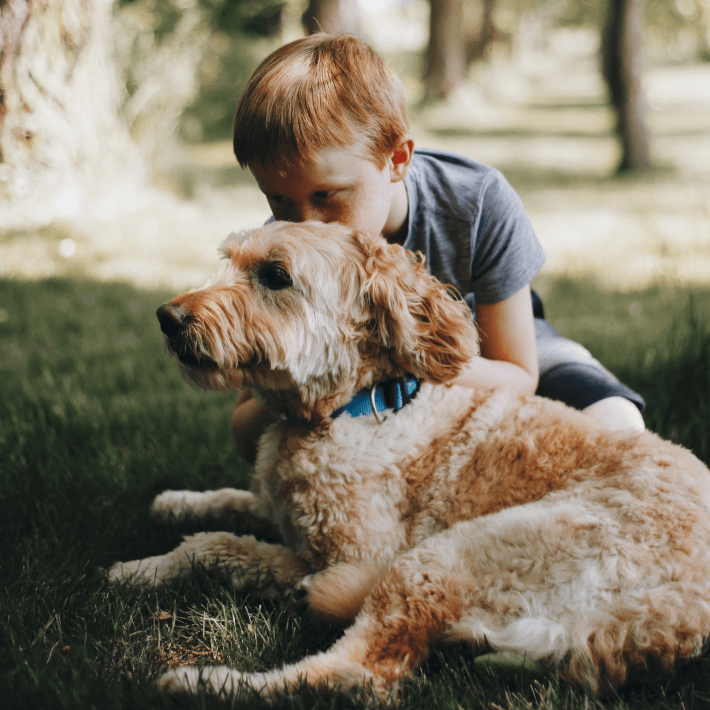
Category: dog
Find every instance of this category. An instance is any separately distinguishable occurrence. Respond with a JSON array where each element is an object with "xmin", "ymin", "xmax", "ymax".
[{"xmin": 109, "ymin": 220, "xmax": 710, "ymax": 700}]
